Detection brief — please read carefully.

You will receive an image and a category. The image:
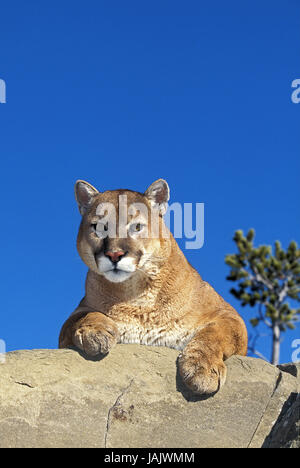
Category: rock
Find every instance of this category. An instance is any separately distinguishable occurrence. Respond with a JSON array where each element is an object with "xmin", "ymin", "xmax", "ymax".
[
  {"xmin": 262, "ymin": 393, "xmax": 300, "ymax": 448},
  {"xmin": 0, "ymin": 346, "xmax": 298, "ymax": 448},
  {"xmin": 277, "ymin": 362, "xmax": 300, "ymax": 380}
]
